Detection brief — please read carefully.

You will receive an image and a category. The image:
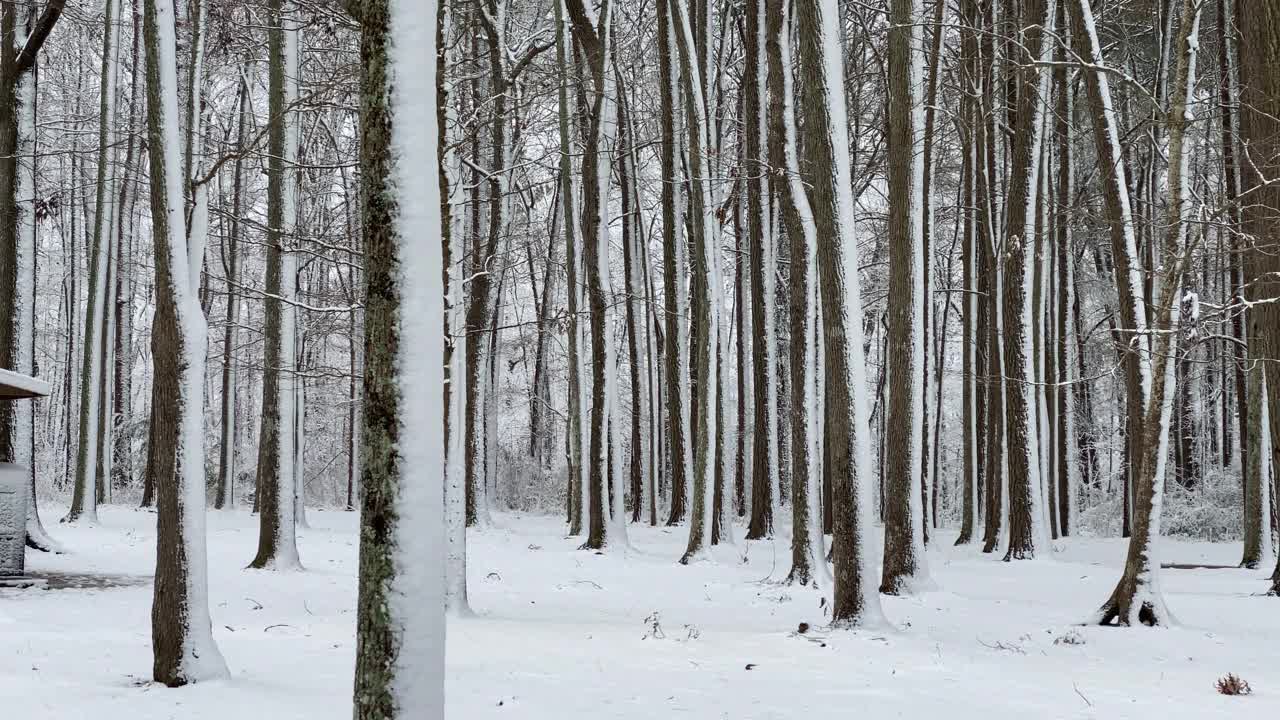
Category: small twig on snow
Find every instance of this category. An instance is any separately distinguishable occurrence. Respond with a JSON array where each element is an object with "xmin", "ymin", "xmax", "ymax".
[
  {"xmin": 1073, "ymin": 683, "xmax": 1093, "ymax": 708},
  {"xmin": 977, "ymin": 637, "xmax": 1027, "ymax": 655}
]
